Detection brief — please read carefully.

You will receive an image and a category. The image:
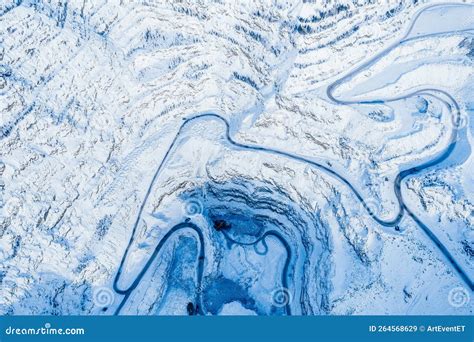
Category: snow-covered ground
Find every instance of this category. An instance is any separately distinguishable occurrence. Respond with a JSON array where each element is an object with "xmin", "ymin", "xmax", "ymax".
[{"xmin": 0, "ymin": 0, "xmax": 472, "ymax": 315}]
